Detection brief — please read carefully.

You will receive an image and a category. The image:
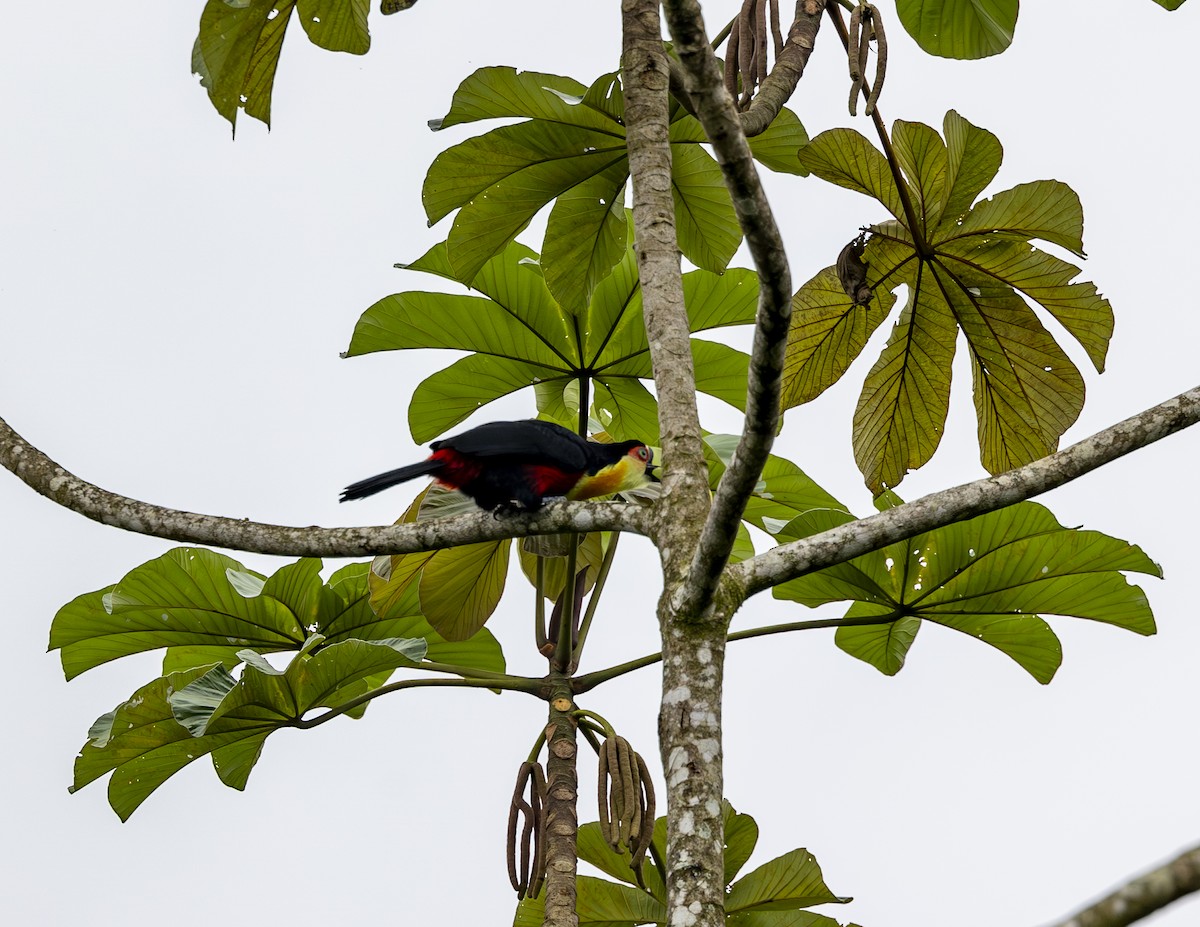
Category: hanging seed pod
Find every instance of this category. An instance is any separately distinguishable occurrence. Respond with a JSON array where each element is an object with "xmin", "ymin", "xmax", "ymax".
[
  {"xmin": 724, "ymin": 0, "xmax": 786, "ymax": 111},
  {"xmin": 847, "ymin": 3, "xmax": 888, "ymax": 117},
  {"xmin": 596, "ymin": 734, "xmax": 658, "ymax": 882},
  {"xmin": 506, "ymin": 761, "xmax": 548, "ymax": 899}
]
